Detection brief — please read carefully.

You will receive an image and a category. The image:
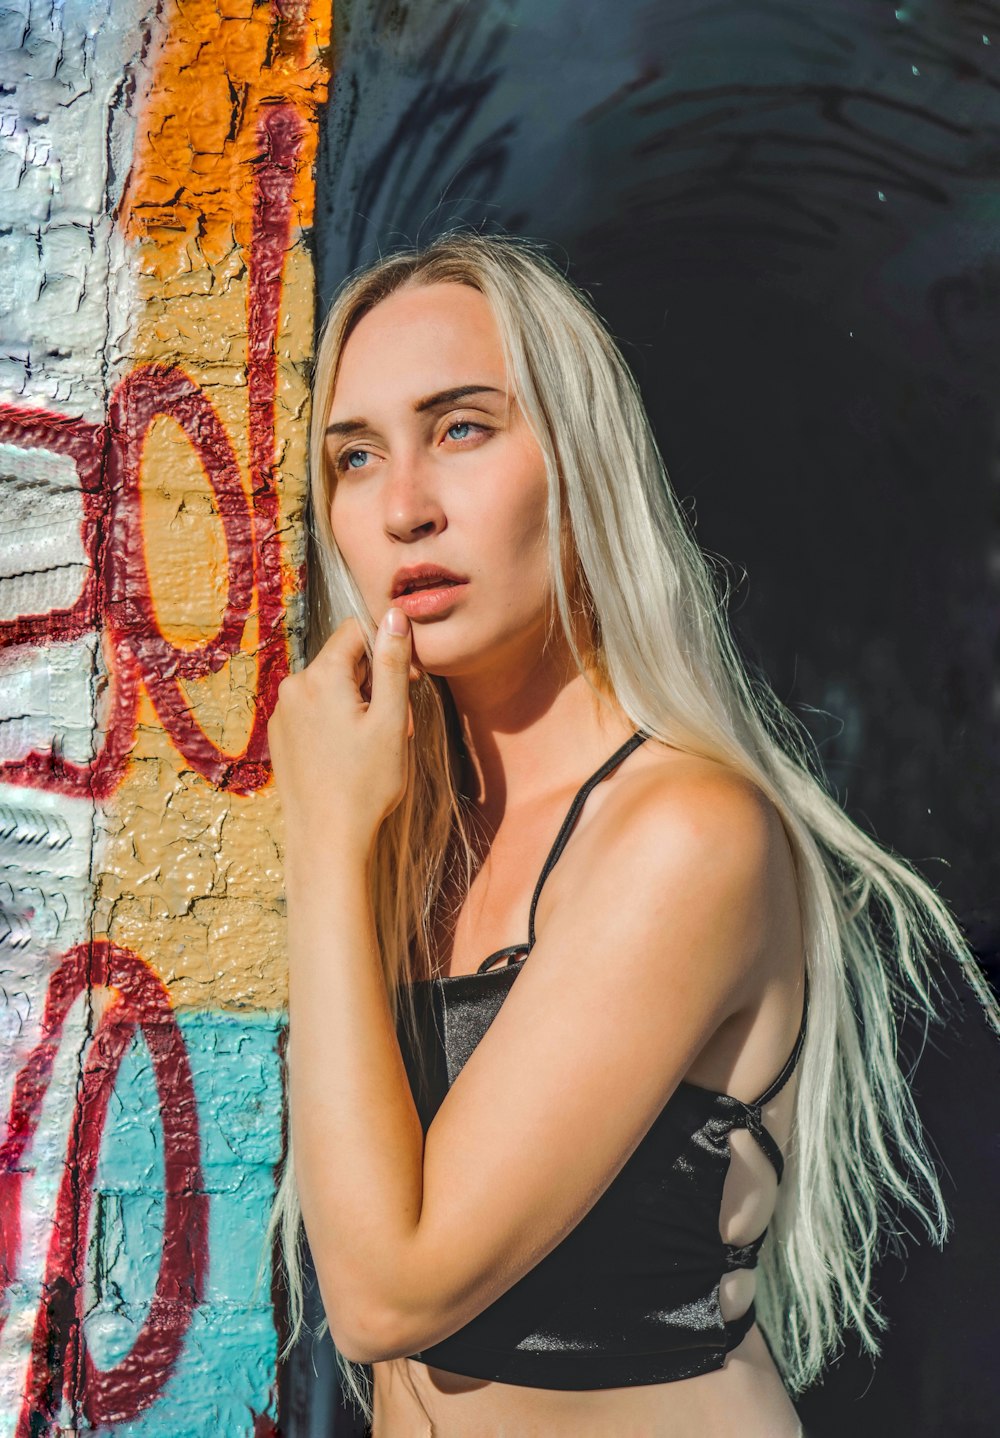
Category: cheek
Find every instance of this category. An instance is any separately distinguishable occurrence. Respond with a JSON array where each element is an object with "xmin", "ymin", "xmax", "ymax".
[
  {"xmin": 330, "ymin": 485, "xmax": 361, "ymax": 550},
  {"xmin": 509, "ymin": 467, "xmax": 551, "ymax": 564},
  {"xmin": 481, "ymin": 481, "xmax": 552, "ymax": 600},
  {"xmin": 484, "ymin": 438, "xmax": 549, "ymax": 548},
  {"xmin": 329, "ymin": 492, "xmax": 375, "ymax": 584}
]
